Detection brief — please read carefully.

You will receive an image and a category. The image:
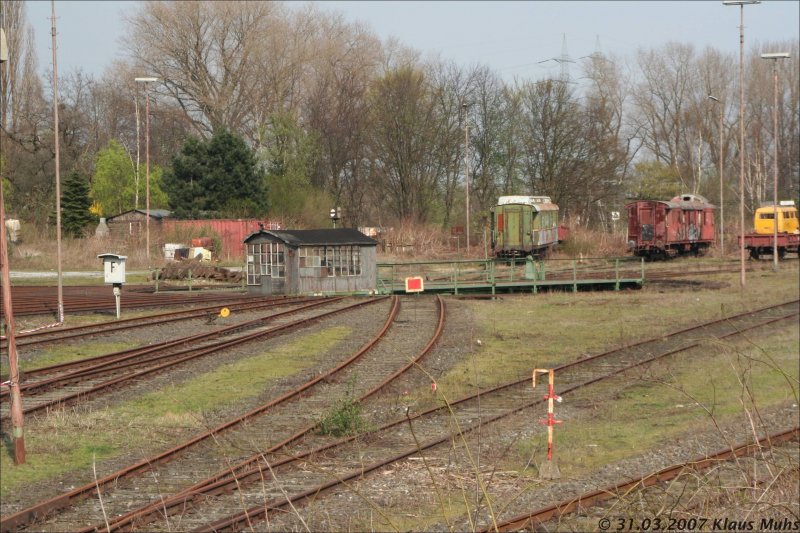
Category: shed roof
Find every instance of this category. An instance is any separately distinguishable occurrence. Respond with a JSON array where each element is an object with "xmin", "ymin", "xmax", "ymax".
[
  {"xmin": 244, "ymin": 228, "xmax": 377, "ymax": 247},
  {"xmin": 106, "ymin": 209, "xmax": 172, "ymax": 220}
]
